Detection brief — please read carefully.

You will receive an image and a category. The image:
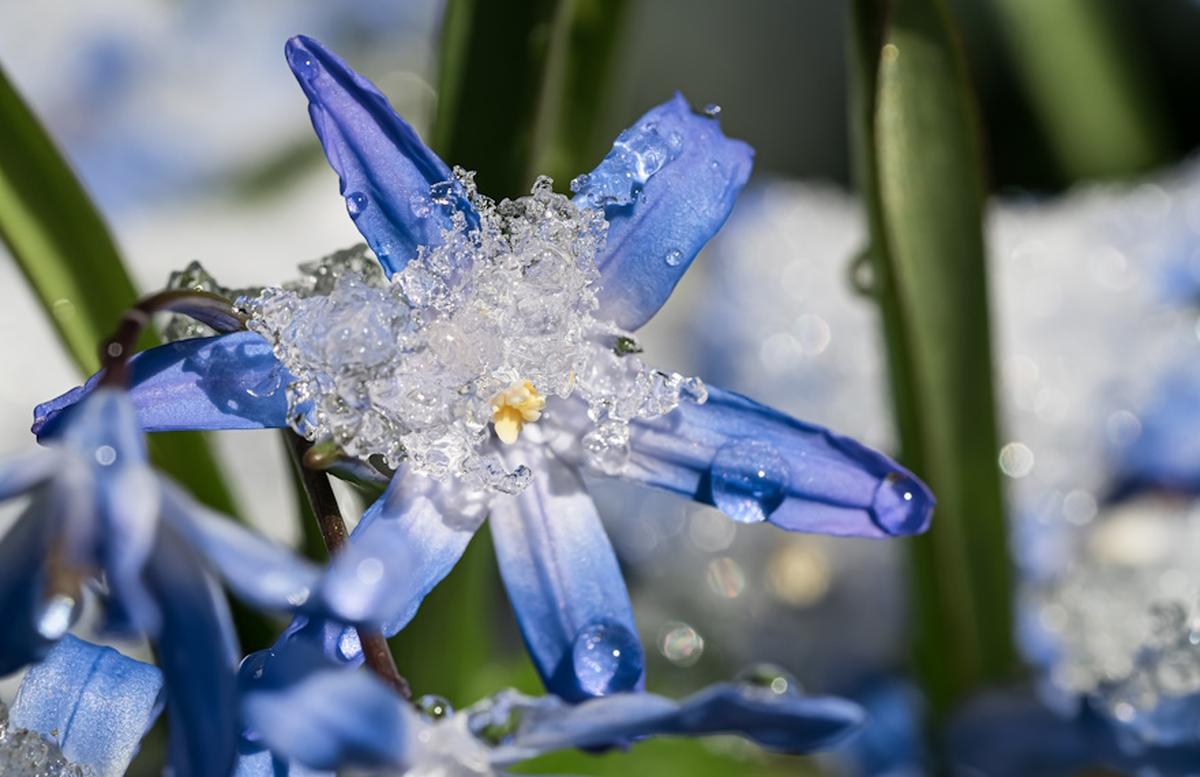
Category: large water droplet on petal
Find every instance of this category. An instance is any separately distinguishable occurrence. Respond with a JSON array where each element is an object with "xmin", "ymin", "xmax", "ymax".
[
  {"xmin": 345, "ymin": 191, "xmax": 368, "ymax": 219},
  {"xmin": 571, "ymin": 618, "xmax": 643, "ymax": 696},
  {"xmin": 871, "ymin": 471, "xmax": 932, "ymax": 535},
  {"xmin": 710, "ymin": 439, "xmax": 789, "ymax": 523}
]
